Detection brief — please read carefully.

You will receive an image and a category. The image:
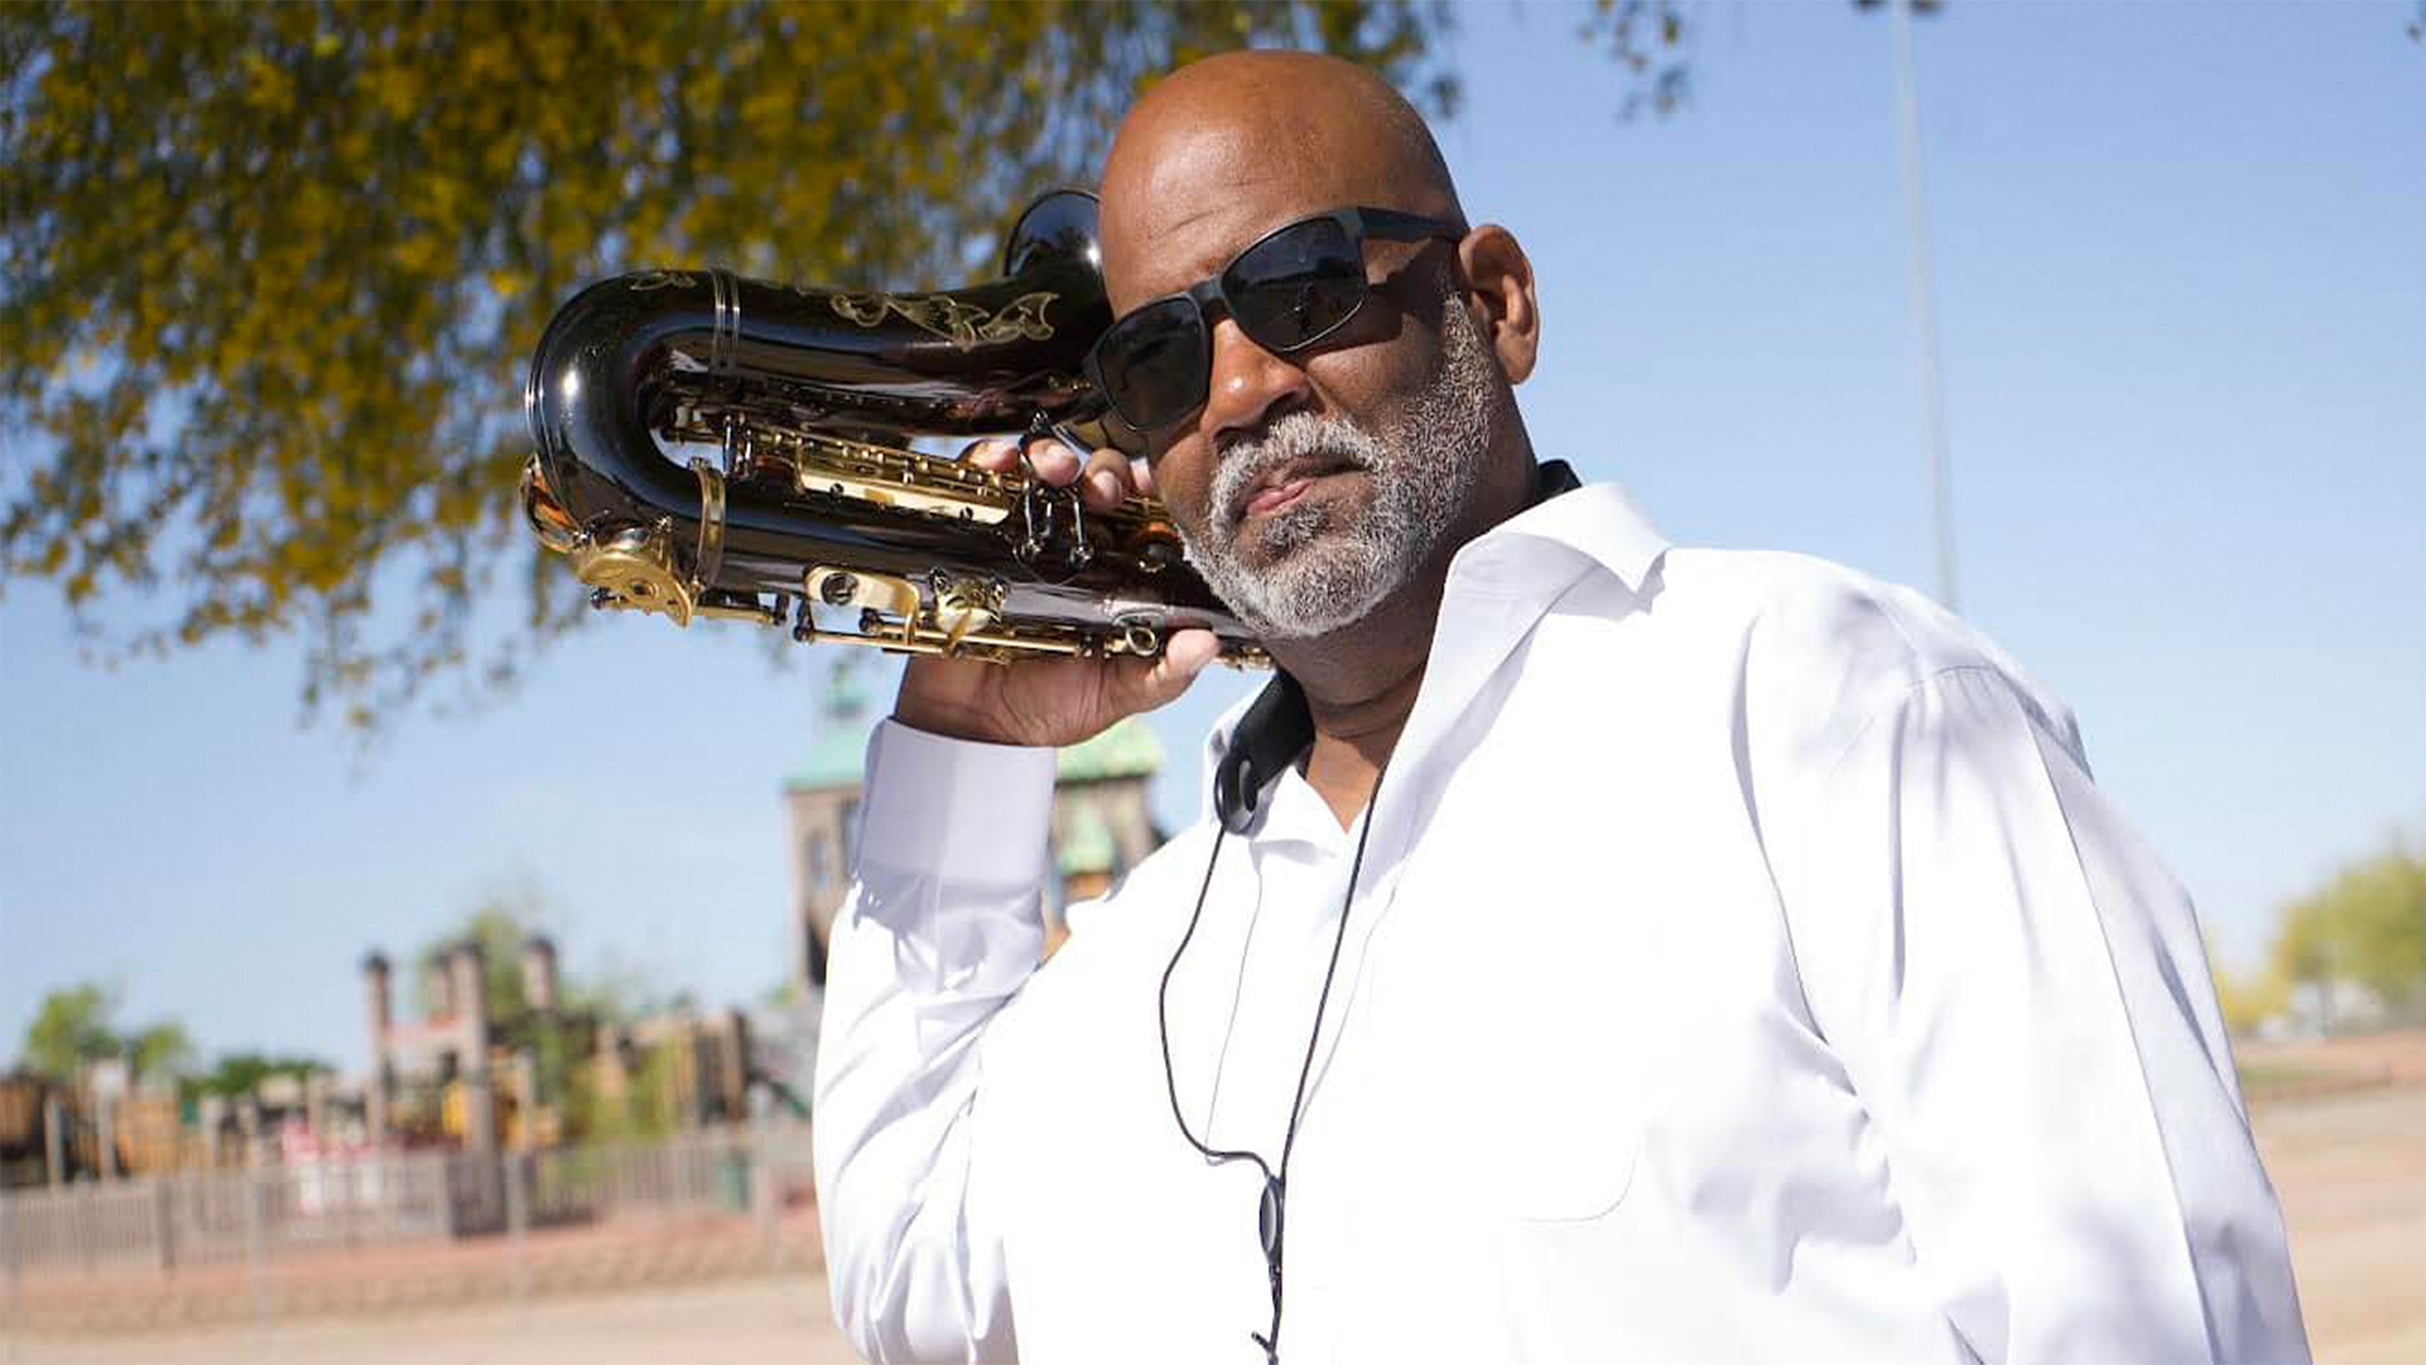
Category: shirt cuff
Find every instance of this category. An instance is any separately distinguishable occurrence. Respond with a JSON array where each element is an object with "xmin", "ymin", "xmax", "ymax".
[{"xmin": 859, "ymin": 718, "xmax": 1058, "ymax": 886}]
